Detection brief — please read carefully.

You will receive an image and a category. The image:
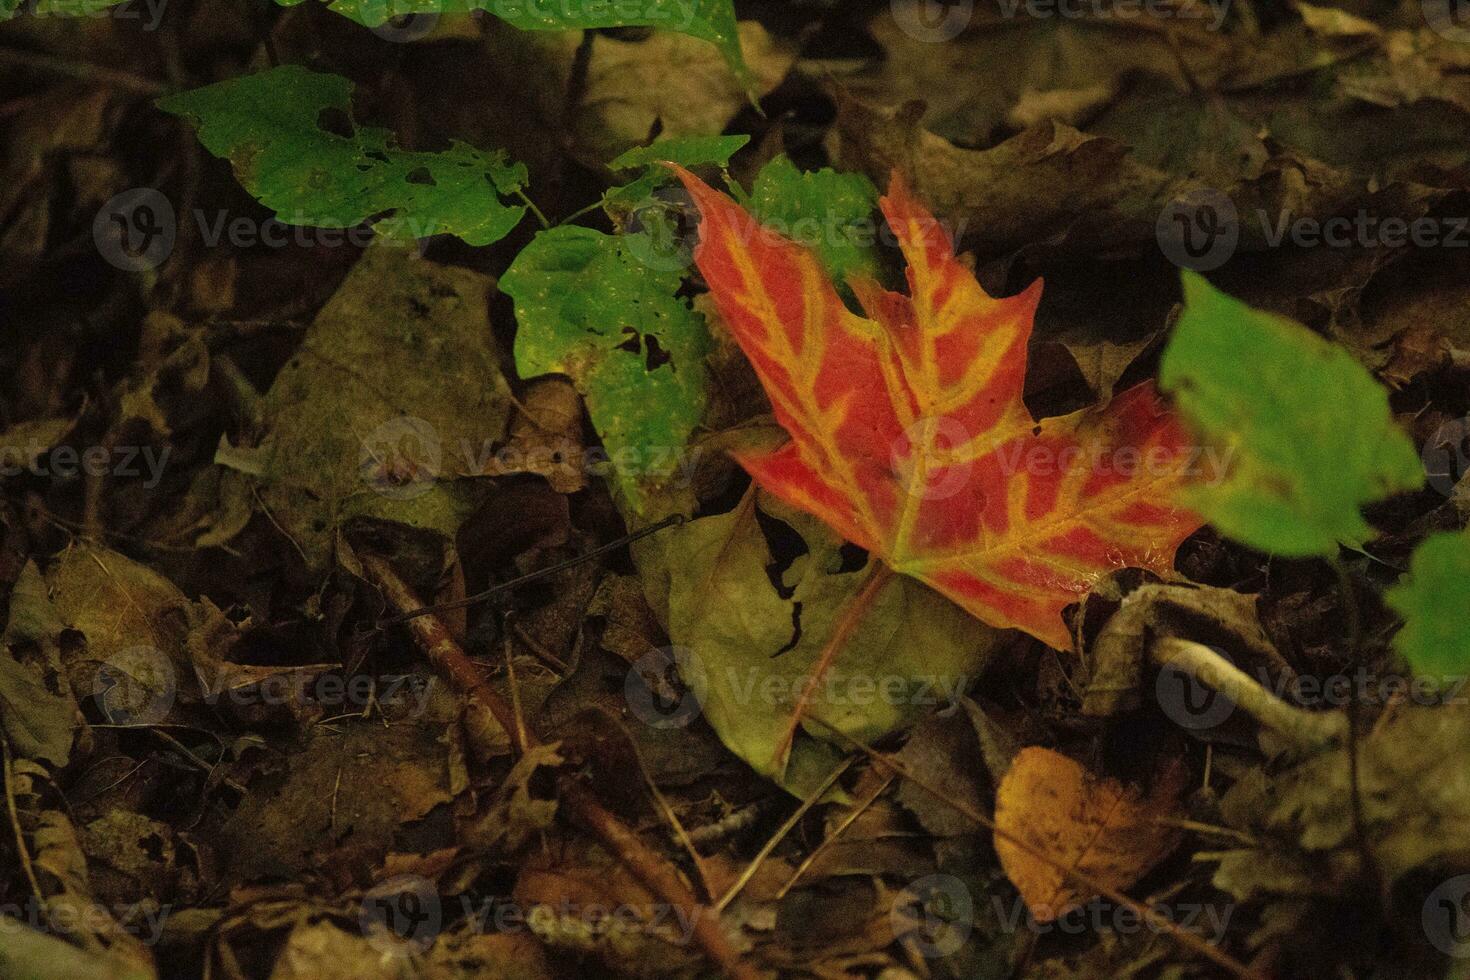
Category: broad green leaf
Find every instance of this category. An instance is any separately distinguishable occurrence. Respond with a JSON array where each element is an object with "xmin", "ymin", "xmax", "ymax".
[
  {"xmin": 1387, "ymin": 532, "xmax": 1470, "ymax": 683},
  {"xmin": 747, "ymin": 156, "xmax": 880, "ymax": 283},
  {"xmin": 636, "ymin": 493, "xmax": 1001, "ymax": 795},
  {"xmin": 2, "ymin": 0, "xmax": 121, "ymax": 16},
  {"xmin": 273, "ymin": 0, "xmax": 748, "ymax": 83},
  {"xmin": 157, "ymin": 66, "xmax": 528, "ymax": 246},
  {"xmin": 1159, "ymin": 271, "xmax": 1422, "ymax": 556},
  {"xmin": 503, "ymin": 225, "xmax": 710, "ymax": 512},
  {"xmin": 608, "ymin": 134, "xmax": 748, "ymax": 172},
  {"xmin": 602, "ymin": 136, "xmax": 748, "ymax": 218}
]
